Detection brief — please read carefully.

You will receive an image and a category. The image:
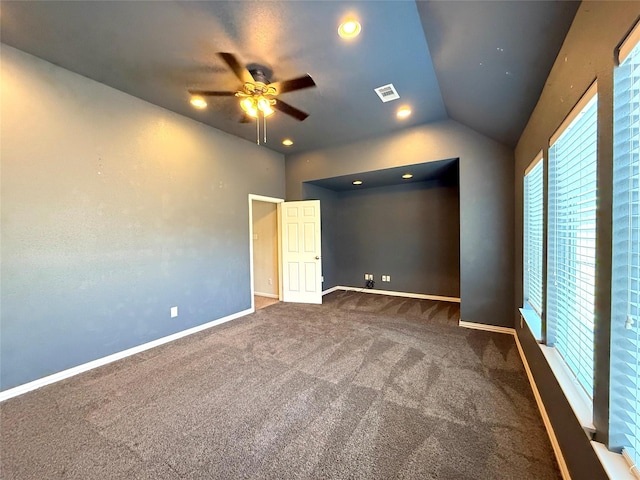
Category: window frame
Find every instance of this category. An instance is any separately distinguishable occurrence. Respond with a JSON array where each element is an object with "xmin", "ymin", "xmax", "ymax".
[
  {"xmin": 546, "ymin": 81, "xmax": 599, "ymax": 402},
  {"xmin": 609, "ymin": 19, "xmax": 640, "ymax": 474},
  {"xmin": 522, "ymin": 153, "xmax": 545, "ymax": 340}
]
